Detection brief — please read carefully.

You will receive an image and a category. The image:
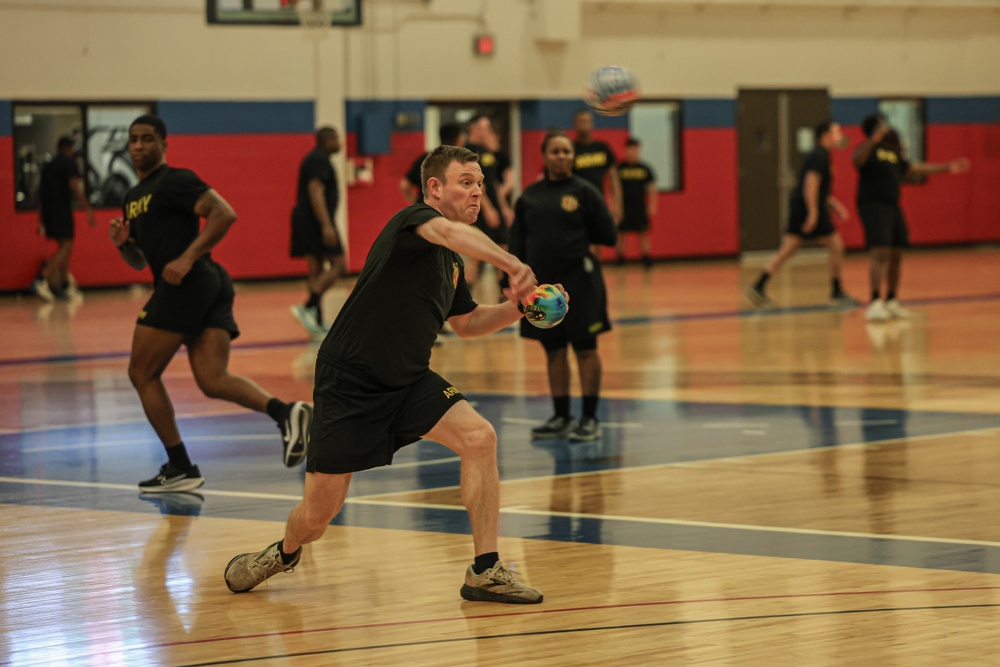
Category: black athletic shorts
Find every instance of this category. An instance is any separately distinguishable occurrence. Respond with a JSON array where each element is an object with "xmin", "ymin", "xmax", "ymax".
[
  {"xmin": 520, "ymin": 255, "xmax": 610, "ymax": 351},
  {"xmin": 138, "ymin": 261, "xmax": 240, "ymax": 339},
  {"xmin": 618, "ymin": 214, "xmax": 649, "ymax": 233},
  {"xmin": 858, "ymin": 201, "xmax": 910, "ymax": 248},
  {"xmin": 290, "ymin": 206, "xmax": 344, "ymax": 258},
  {"xmin": 786, "ymin": 213, "xmax": 835, "ymax": 239},
  {"xmin": 42, "ymin": 211, "xmax": 75, "ymax": 241},
  {"xmin": 308, "ymin": 360, "xmax": 467, "ymax": 474}
]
